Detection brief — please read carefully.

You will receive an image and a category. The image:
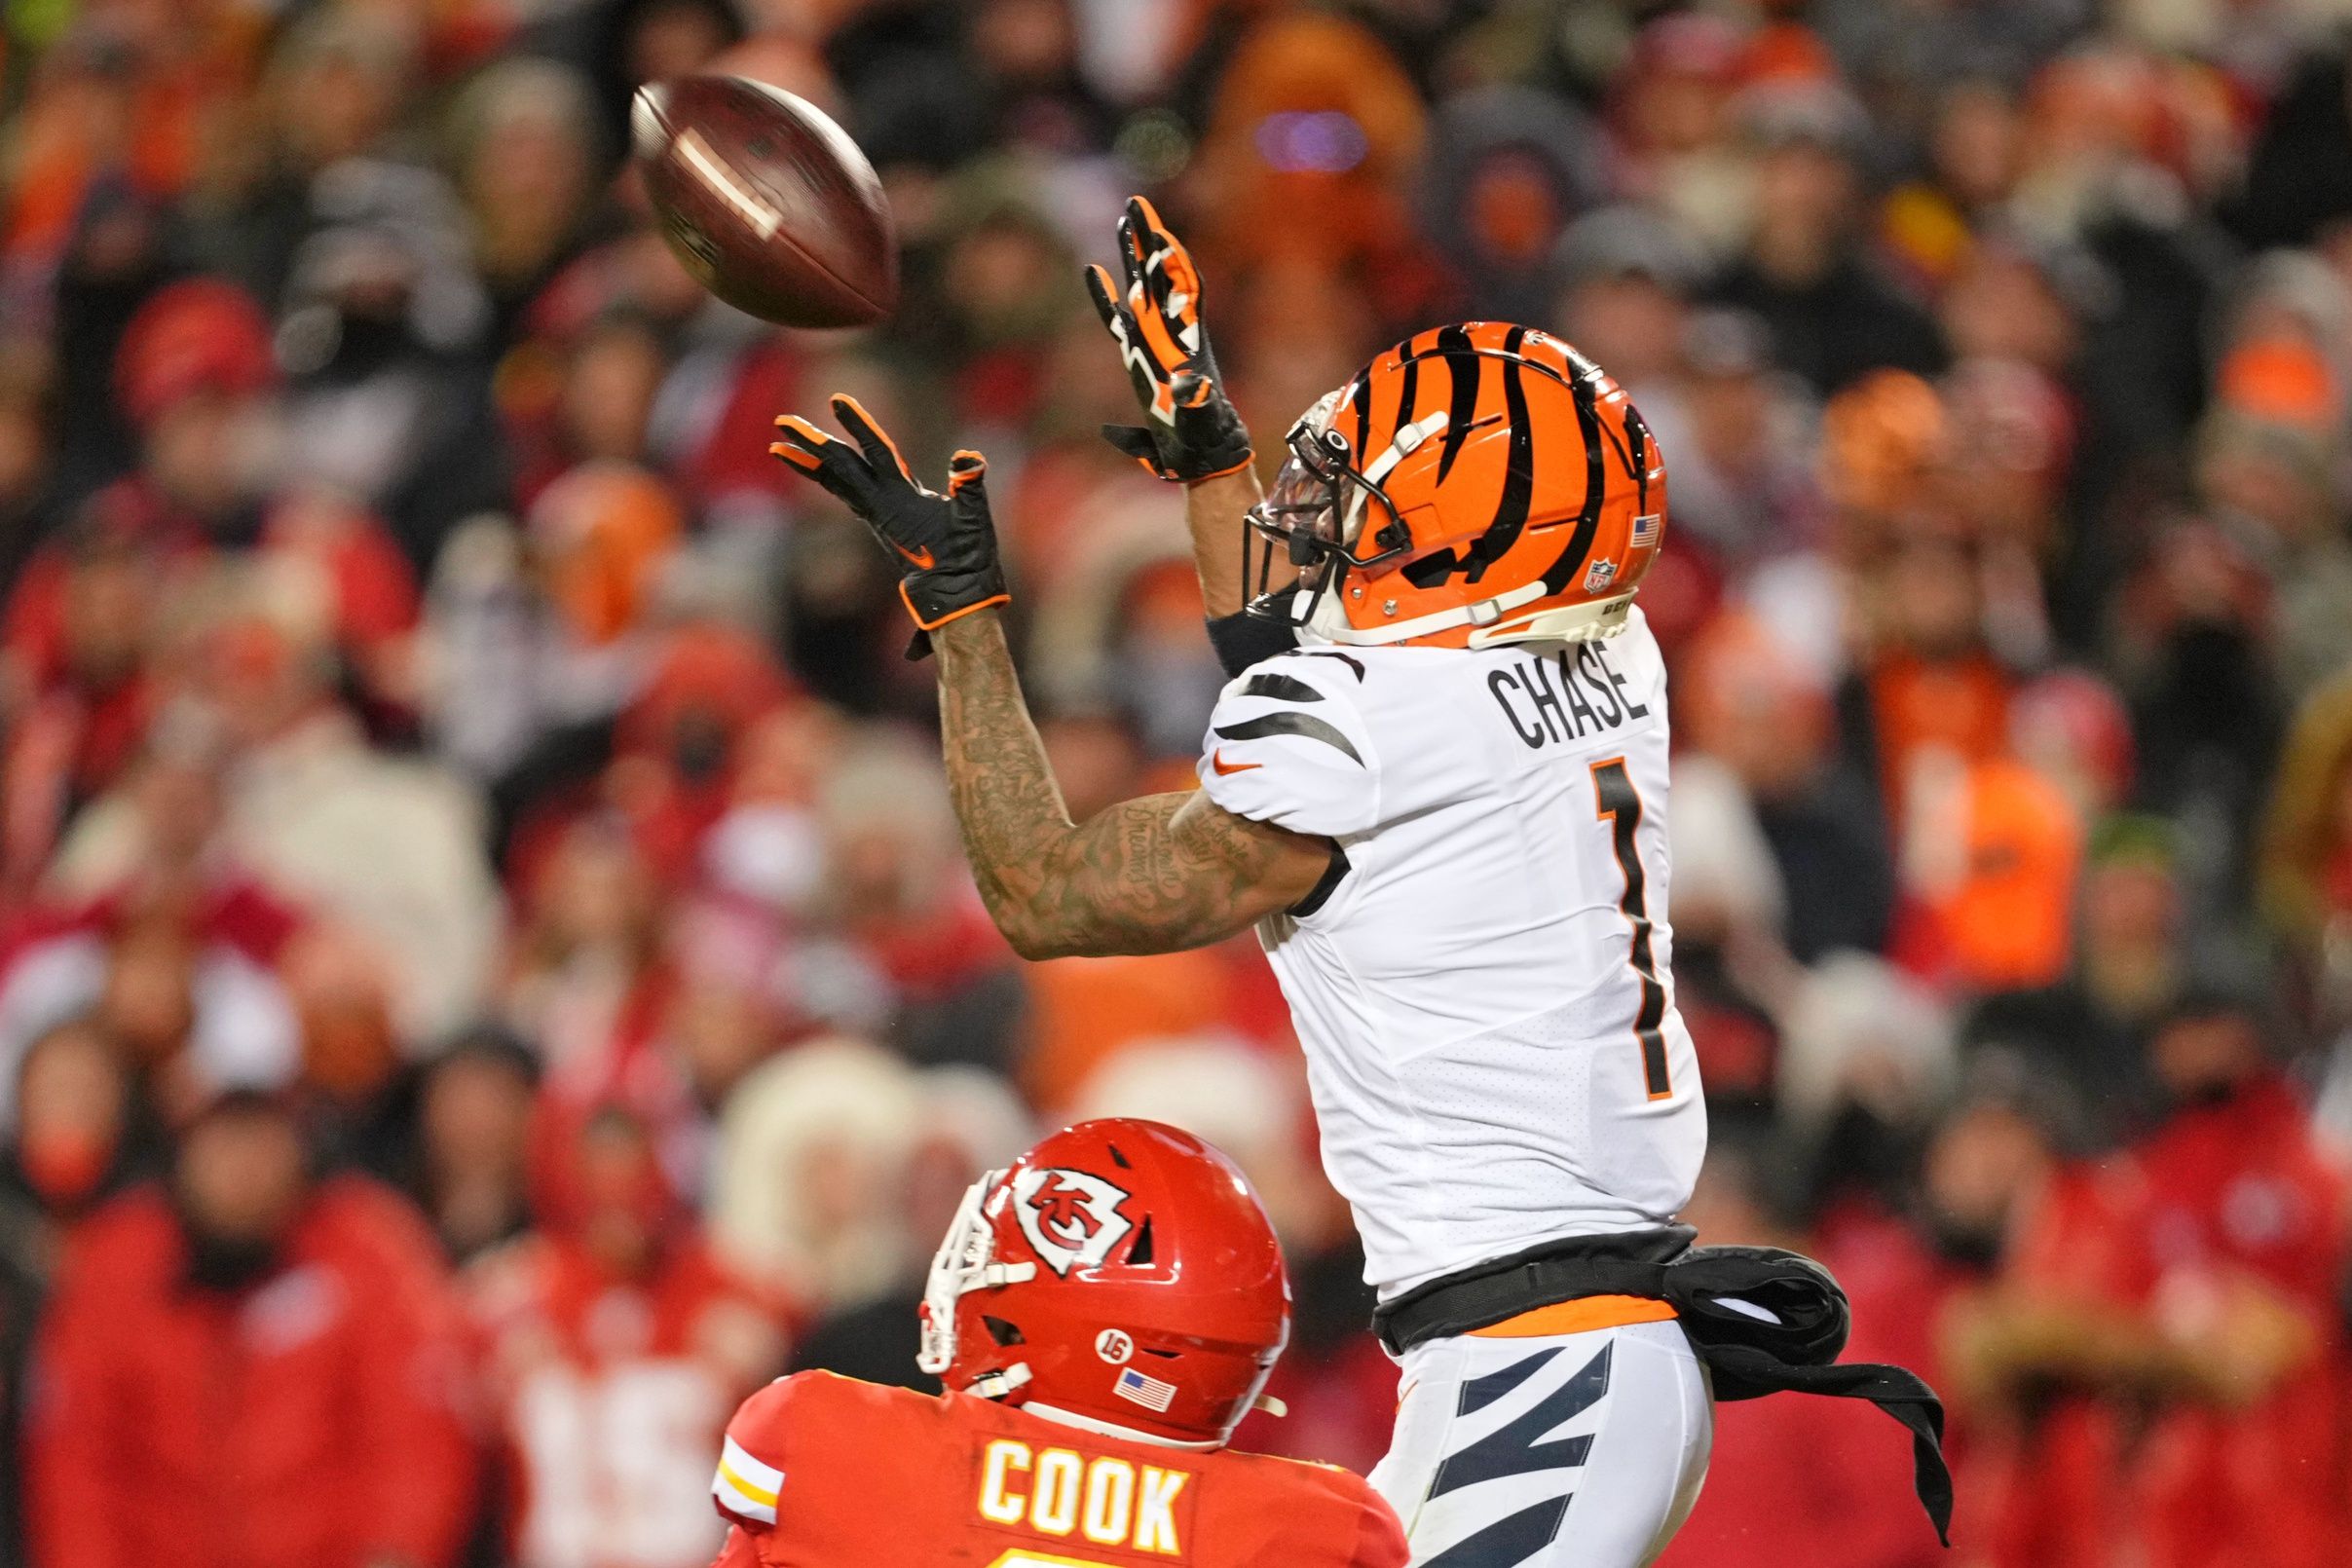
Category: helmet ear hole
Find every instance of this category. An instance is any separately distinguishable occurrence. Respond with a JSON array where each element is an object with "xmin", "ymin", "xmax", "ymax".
[
  {"xmin": 984, "ymin": 1316, "xmax": 1026, "ymax": 1347},
  {"xmin": 1402, "ymin": 551, "xmax": 1458, "ymax": 589},
  {"xmin": 1125, "ymin": 1216, "xmax": 1155, "ymax": 1266}
]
